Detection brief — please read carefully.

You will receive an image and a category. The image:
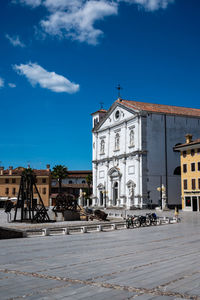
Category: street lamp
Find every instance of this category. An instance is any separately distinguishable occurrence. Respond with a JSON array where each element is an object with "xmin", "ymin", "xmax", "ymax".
[
  {"xmin": 79, "ymin": 191, "xmax": 86, "ymax": 207},
  {"xmin": 157, "ymin": 184, "xmax": 167, "ymax": 210}
]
